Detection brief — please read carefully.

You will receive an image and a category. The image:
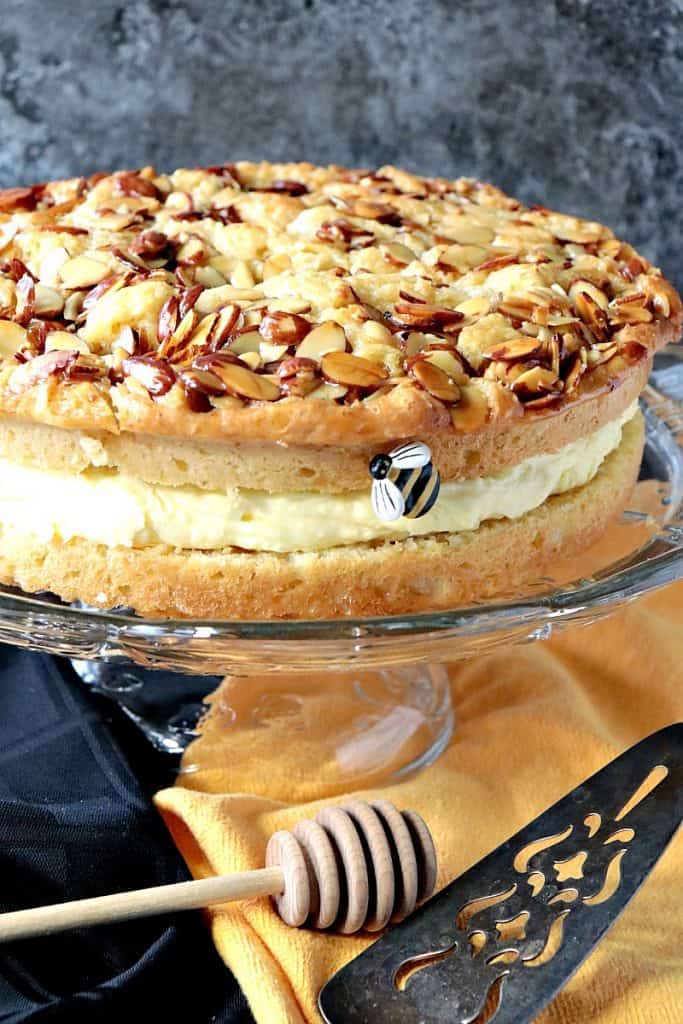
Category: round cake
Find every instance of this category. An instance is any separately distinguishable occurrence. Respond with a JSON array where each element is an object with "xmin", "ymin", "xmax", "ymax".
[{"xmin": 0, "ymin": 162, "xmax": 678, "ymax": 619}]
